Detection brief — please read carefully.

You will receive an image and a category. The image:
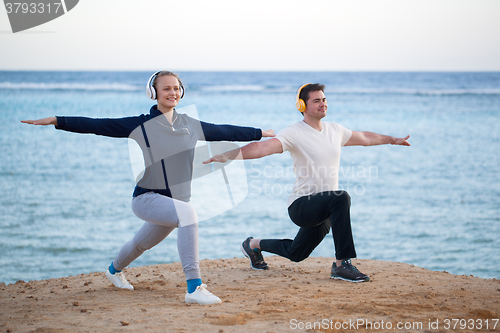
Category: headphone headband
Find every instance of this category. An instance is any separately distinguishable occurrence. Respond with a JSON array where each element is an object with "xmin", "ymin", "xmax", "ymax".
[
  {"xmin": 295, "ymin": 83, "xmax": 312, "ymax": 112},
  {"xmin": 146, "ymin": 71, "xmax": 185, "ymax": 100}
]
